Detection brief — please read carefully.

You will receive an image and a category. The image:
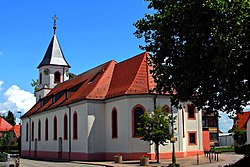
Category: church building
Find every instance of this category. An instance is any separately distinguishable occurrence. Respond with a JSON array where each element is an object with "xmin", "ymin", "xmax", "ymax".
[{"xmin": 21, "ymin": 19, "xmax": 204, "ymax": 161}]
